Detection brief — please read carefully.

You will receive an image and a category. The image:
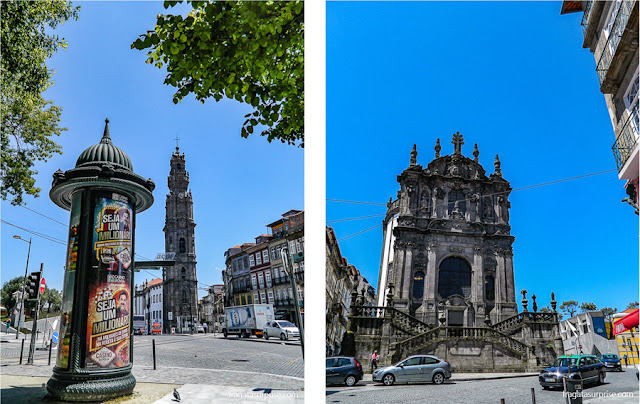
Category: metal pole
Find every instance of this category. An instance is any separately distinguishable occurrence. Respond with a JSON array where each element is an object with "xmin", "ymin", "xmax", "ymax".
[
  {"xmin": 281, "ymin": 246, "xmax": 304, "ymax": 359},
  {"xmin": 27, "ymin": 263, "xmax": 44, "ymax": 364},
  {"xmin": 19, "ymin": 339, "xmax": 25, "ymax": 364},
  {"xmin": 152, "ymin": 338, "xmax": 156, "ymax": 370},
  {"xmin": 48, "ymin": 340, "xmax": 53, "ymax": 365},
  {"xmin": 531, "ymin": 387, "xmax": 536, "ymax": 404},
  {"xmin": 15, "ymin": 237, "xmax": 32, "ymax": 340}
]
